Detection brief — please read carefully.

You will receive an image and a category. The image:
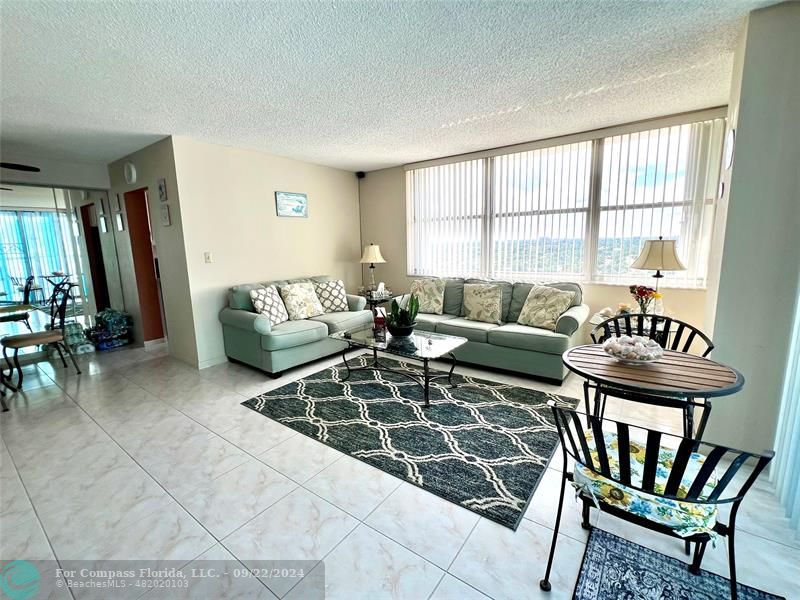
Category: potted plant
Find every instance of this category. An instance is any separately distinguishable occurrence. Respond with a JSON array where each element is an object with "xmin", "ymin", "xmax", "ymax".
[{"xmin": 386, "ymin": 294, "xmax": 419, "ymax": 338}]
